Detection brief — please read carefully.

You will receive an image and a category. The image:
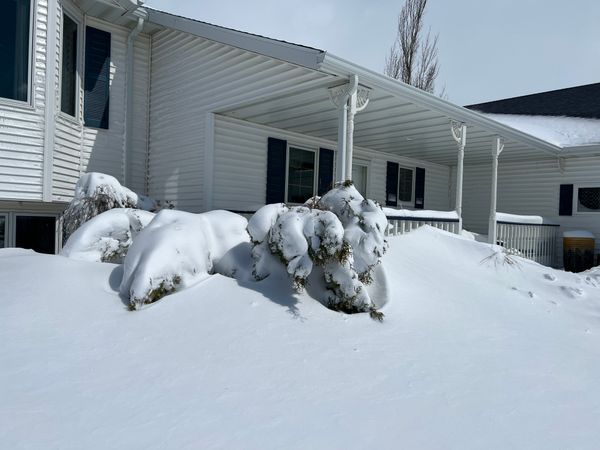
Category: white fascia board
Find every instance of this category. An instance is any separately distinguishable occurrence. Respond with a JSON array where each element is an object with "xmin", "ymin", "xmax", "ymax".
[
  {"xmin": 146, "ymin": 9, "xmax": 325, "ymax": 70},
  {"xmin": 560, "ymin": 144, "xmax": 600, "ymax": 157},
  {"xmin": 319, "ymin": 54, "xmax": 562, "ymax": 157}
]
